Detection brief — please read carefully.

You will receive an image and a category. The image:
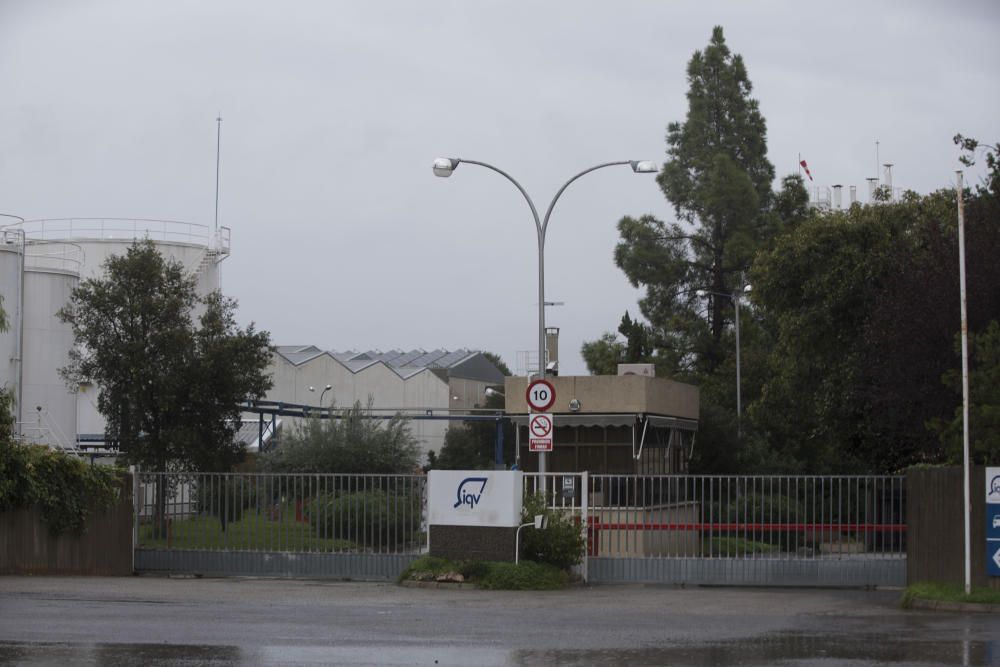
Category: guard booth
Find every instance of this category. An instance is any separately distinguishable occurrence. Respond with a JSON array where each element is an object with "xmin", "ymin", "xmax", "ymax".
[{"xmin": 505, "ymin": 374, "xmax": 699, "ymax": 475}]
